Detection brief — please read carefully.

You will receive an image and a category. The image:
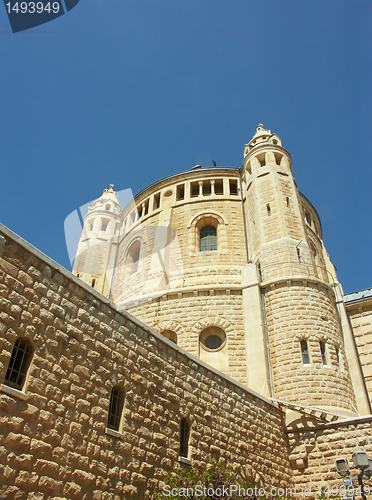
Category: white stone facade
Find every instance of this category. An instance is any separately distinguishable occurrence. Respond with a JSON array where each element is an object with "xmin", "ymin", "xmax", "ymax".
[{"xmin": 73, "ymin": 125, "xmax": 371, "ymax": 418}]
